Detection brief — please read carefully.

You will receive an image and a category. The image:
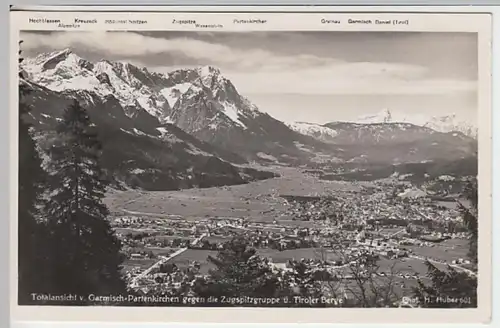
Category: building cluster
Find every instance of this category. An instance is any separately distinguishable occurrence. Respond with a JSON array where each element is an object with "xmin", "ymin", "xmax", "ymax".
[{"xmin": 113, "ymin": 179, "xmax": 471, "ymax": 291}]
